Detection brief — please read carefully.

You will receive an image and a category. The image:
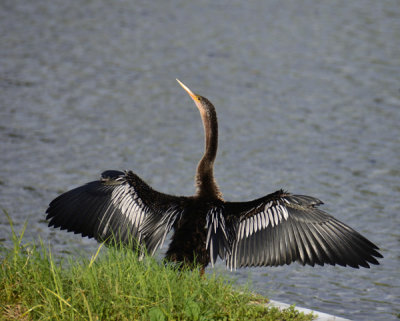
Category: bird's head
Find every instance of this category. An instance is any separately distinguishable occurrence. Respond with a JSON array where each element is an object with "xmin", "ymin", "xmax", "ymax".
[{"xmin": 176, "ymin": 79, "xmax": 214, "ymax": 115}]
